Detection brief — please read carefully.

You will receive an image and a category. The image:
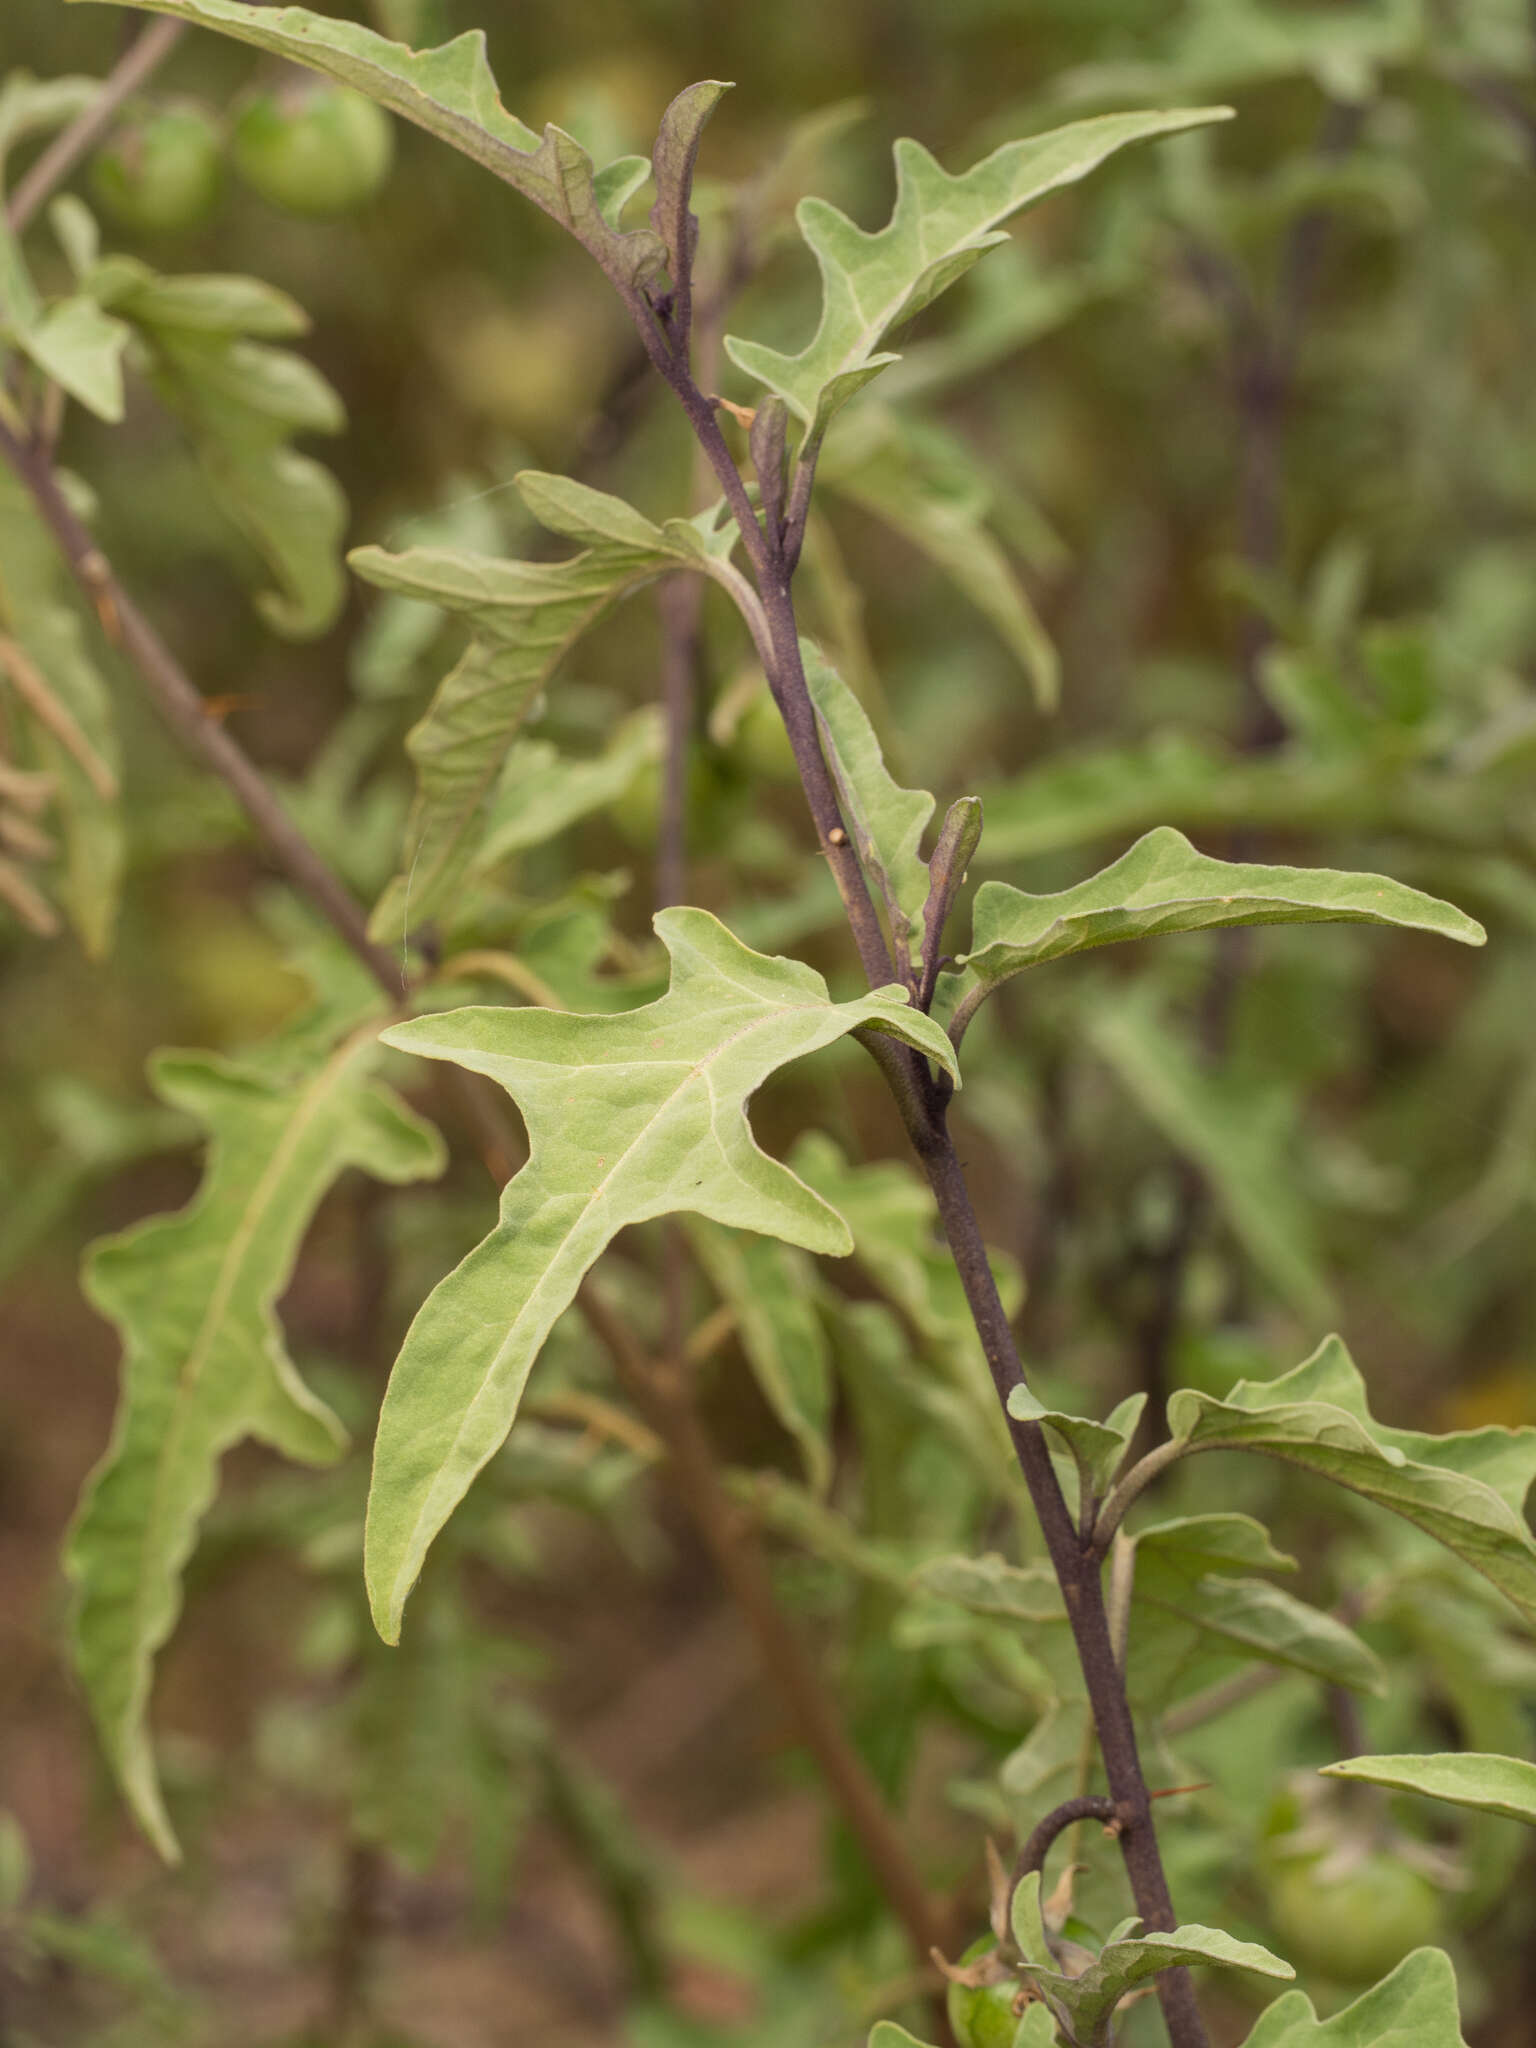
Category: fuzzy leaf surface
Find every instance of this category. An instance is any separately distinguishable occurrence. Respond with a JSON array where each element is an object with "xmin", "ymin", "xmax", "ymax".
[
  {"xmin": 1011, "ymin": 1871, "xmax": 1292, "ymax": 2044},
  {"xmin": 1166, "ymin": 1336, "xmax": 1536, "ymax": 1623},
  {"xmin": 79, "ymin": 0, "xmax": 671, "ymax": 293},
  {"xmin": 1320, "ymin": 1752, "xmax": 1536, "ymax": 1826},
  {"xmin": 367, "ymin": 908, "xmax": 957, "ymax": 1641},
  {"xmin": 65, "ymin": 1029, "xmax": 444, "ymax": 1859},
  {"xmin": 724, "ymin": 106, "xmax": 1231, "ymax": 442},
  {"xmin": 1238, "ymin": 1948, "xmax": 1467, "ymax": 2048},
  {"xmin": 955, "ymin": 827, "xmax": 1484, "ymax": 1005},
  {"xmin": 353, "ymin": 480, "xmax": 723, "ymax": 939}
]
